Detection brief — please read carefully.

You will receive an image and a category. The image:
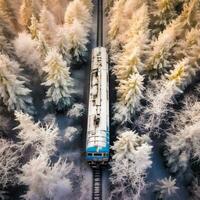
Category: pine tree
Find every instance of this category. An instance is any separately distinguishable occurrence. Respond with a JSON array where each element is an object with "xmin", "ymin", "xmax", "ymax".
[
  {"xmin": 15, "ymin": 111, "xmax": 59, "ymax": 156},
  {"xmin": 146, "ymin": 0, "xmax": 200, "ymax": 74},
  {"xmin": 39, "ymin": 6, "xmax": 57, "ymax": 45},
  {"xmin": 113, "ymin": 3, "xmax": 149, "ymax": 79},
  {"xmin": 151, "ymin": 0, "xmax": 180, "ymax": 34},
  {"xmin": 19, "ymin": 0, "xmax": 33, "ymax": 28},
  {"xmin": 80, "ymin": 0, "xmax": 93, "ymax": 12},
  {"xmin": 64, "ymin": 0, "xmax": 92, "ymax": 32},
  {"xmin": 66, "ymin": 19, "xmax": 88, "ymax": 61},
  {"xmin": 144, "ymin": 27, "xmax": 200, "ymax": 132},
  {"xmin": 110, "ymin": 131, "xmax": 152, "ymax": 200},
  {"xmin": 108, "ymin": 0, "xmax": 126, "ymax": 42},
  {"xmin": 113, "ymin": 73, "xmax": 144, "ymax": 123},
  {"xmin": 14, "ymin": 32, "xmax": 41, "ymax": 69},
  {"xmin": 0, "ymin": 16, "xmax": 16, "ymax": 58},
  {"xmin": 0, "ymin": 54, "xmax": 33, "ymax": 113},
  {"xmin": 0, "ymin": 0, "xmax": 19, "ymax": 31},
  {"xmin": 154, "ymin": 177, "xmax": 179, "ymax": 199},
  {"xmin": 54, "ymin": 25, "xmax": 71, "ymax": 62},
  {"xmin": 19, "ymin": 155, "xmax": 73, "ymax": 200},
  {"xmin": 42, "ymin": 48, "xmax": 73, "ymax": 111}
]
